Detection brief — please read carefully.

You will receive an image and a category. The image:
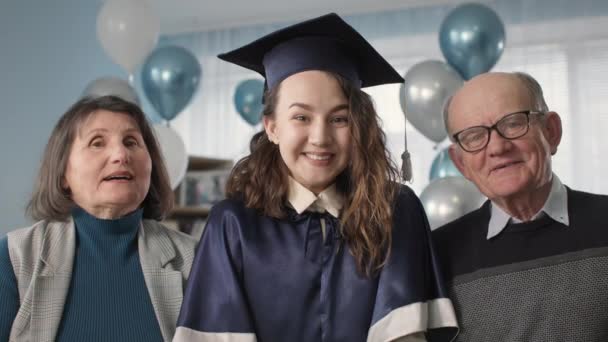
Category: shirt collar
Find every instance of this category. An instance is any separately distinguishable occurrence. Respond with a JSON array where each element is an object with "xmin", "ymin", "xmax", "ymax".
[
  {"xmin": 487, "ymin": 174, "xmax": 569, "ymax": 239},
  {"xmin": 287, "ymin": 177, "xmax": 343, "ymax": 218}
]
